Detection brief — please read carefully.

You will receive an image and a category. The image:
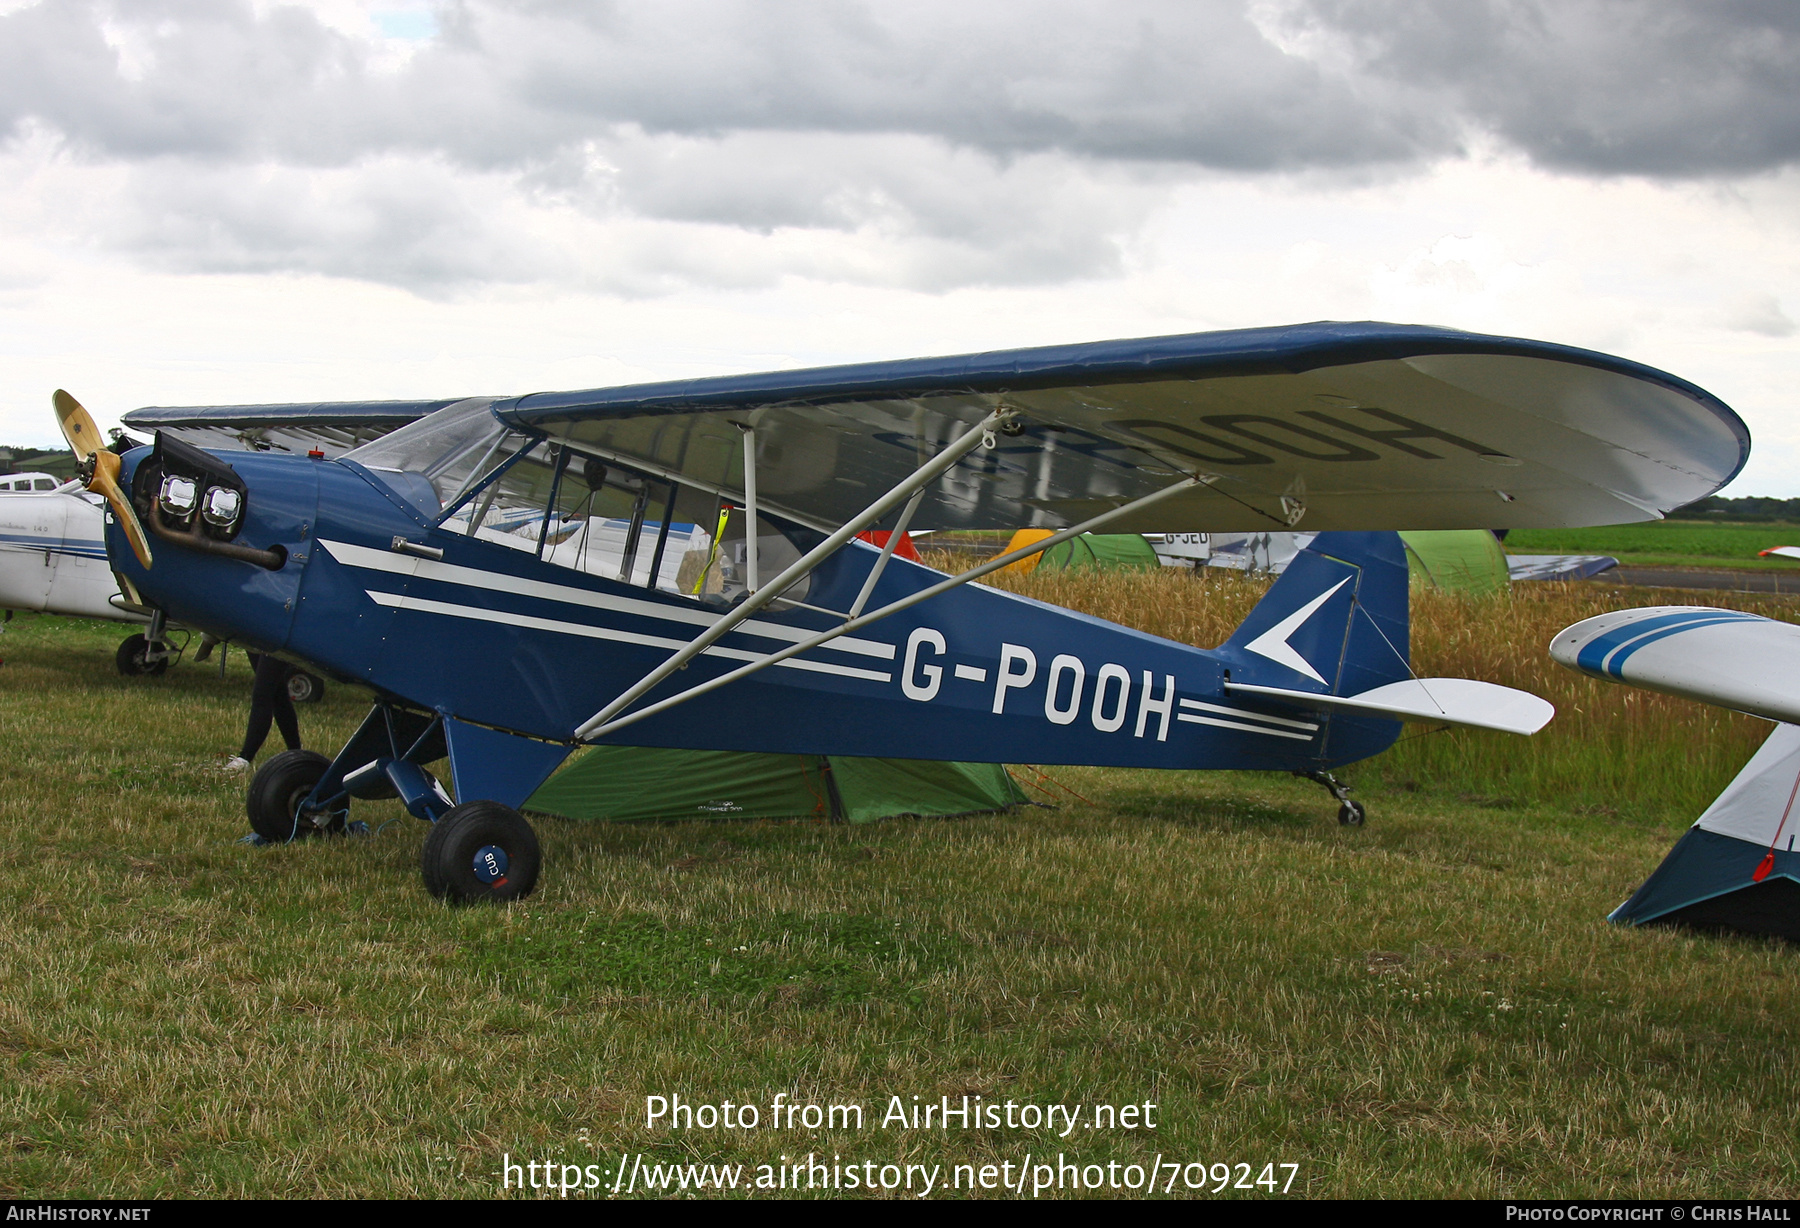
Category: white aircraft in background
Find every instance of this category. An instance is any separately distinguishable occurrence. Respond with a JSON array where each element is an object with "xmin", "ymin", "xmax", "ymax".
[
  {"xmin": 1554, "ymin": 607, "xmax": 1800, "ymax": 940},
  {"xmin": 0, "ymin": 470, "xmax": 154, "ymax": 660},
  {"xmin": 1144, "ymin": 531, "xmax": 1315, "ymax": 573},
  {"xmin": 0, "ymin": 460, "xmax": 325, "ymax": 697}
]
